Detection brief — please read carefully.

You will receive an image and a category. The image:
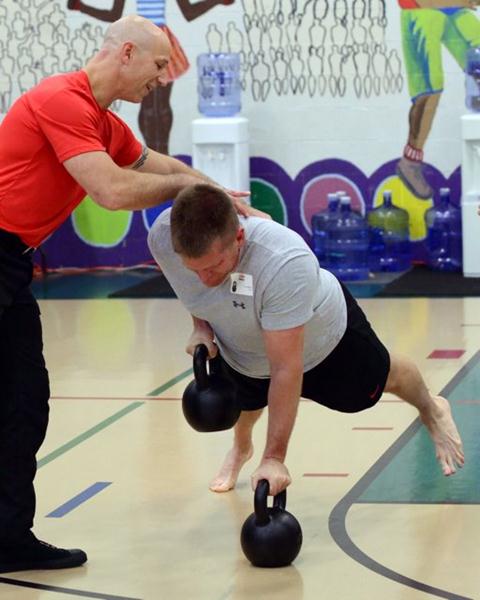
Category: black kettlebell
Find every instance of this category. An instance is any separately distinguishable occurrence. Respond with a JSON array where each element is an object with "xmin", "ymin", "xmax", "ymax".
[
  {"xmin": 182, "ymin": 344, "xmax": 241, "ymax": 432},
  {"xmin": 240, "ymin": 479, "xmax": 303, "ymax": 568}
]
